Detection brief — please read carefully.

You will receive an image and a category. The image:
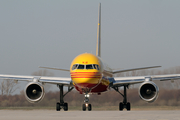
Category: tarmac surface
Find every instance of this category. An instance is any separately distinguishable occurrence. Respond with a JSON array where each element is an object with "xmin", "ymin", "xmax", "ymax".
[{"xmin": 0, "ymin": 110, "xmax": 180, "ymax": 120}]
